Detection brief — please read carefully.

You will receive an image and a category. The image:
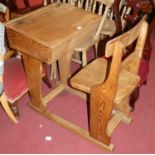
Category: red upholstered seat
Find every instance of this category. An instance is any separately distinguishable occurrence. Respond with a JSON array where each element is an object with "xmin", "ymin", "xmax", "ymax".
[
  {"xmin": 4, "ymin": 58, "xmax": 28, "ymax": 103},
  {"xmin": 138, "ymin": 58, "xmax": 149, "ymax": 87}
]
